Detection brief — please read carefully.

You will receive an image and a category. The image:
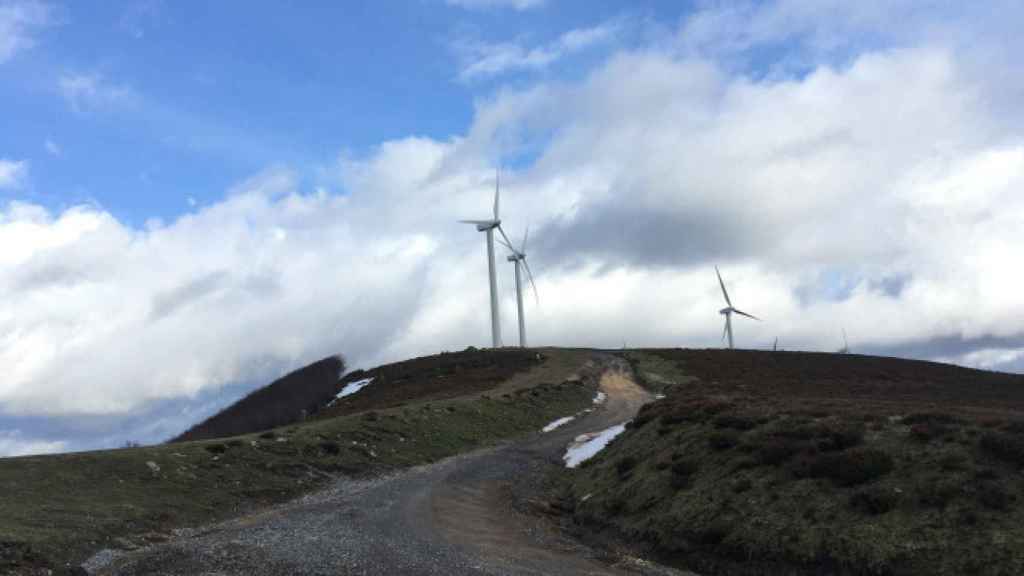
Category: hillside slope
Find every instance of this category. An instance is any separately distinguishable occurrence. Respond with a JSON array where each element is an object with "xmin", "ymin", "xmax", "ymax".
[
  {"xmin": 560, "ymin": 349, "xmax": 1024, "ymax": 576},
  {"xmin": 172, "ymin": 355, "xmax": 346, "ymax": 443},
  {"xmin": 0, "ymin": 348, "xmax": 599, "ymax": 575}
]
